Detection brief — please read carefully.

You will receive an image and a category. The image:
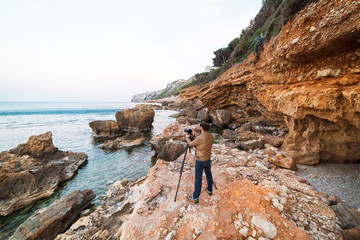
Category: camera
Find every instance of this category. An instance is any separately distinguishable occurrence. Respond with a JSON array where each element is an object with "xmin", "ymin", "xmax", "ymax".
[{"xmin": 184, "ymin": 128, "xmax": 193, "ymax": 135}]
